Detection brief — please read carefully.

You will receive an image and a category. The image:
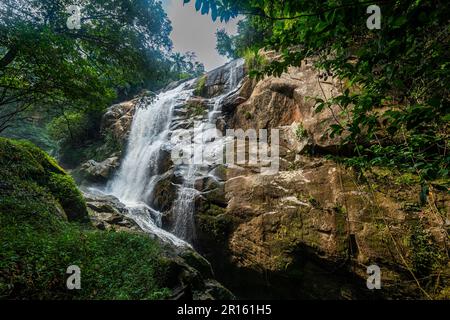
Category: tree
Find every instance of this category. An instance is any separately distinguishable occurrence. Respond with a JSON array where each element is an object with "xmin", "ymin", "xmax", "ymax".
[
  {"xmin": 170, "ymin": 51, "xmax": 205, "ymax": 79},
  {"xmin": 0, "ymin": 0, "xmax": 173, "ymax": 132},
  {"xmin": 216, "ymin": 18, "xmax": 268, "ymax": 59},
  {"xmin": 188, "ymin": 0, "xmax": 450, "ymax": 182}
]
